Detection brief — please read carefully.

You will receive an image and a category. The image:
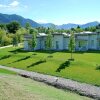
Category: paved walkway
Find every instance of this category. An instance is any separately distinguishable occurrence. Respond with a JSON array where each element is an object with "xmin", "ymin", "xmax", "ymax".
[
  {"xmin": 0, "ymin": 45, "xmax": 13, "ymax": 49},
  {"xmin": 0, "ymin": 43, "xmax": 23, "ymax": 49},
  {"xmin": 0, "ymin": 65, "xmax": 100, "ymax": 99}
]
